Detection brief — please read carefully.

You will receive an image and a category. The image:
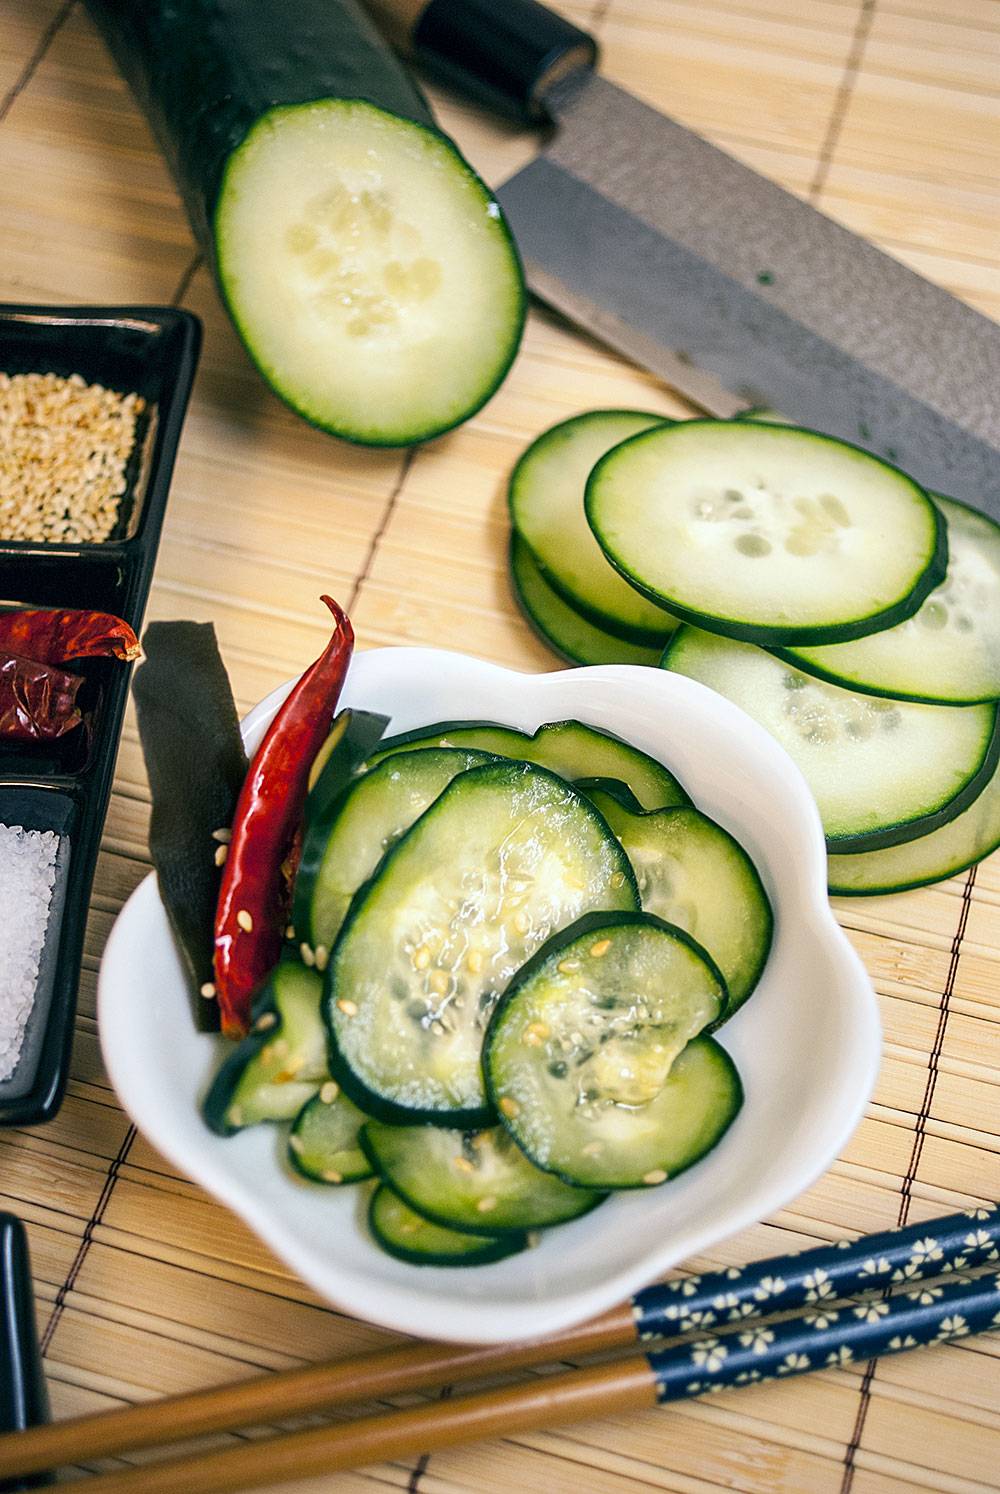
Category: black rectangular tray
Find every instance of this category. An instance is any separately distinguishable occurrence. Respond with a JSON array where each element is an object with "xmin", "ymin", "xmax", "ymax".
[{"xmin": 0, "ymin": 304, "xmax": 201, "ymax": 1126}]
